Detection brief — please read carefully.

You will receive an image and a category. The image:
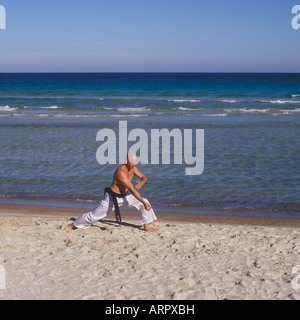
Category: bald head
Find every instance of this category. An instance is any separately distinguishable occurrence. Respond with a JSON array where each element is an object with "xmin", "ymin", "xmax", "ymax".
[{"xmin": 127, "ymin": 152, "xmax": 137, "ymax": 165}]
